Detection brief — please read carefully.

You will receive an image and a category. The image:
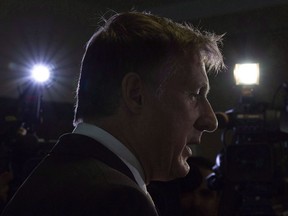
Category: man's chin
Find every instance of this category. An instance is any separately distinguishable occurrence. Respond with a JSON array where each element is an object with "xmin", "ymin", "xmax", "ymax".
[
  {"xmin": 153, "ymin": 160, "xmax": 191, "ymax": 181},
  {"xmin": 180, "ymin": 160, "xmax": 191, "ymax": 176},
  {"xmin": 170, "ymin": 161, "xmax": 191, "ymax": 180}
]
